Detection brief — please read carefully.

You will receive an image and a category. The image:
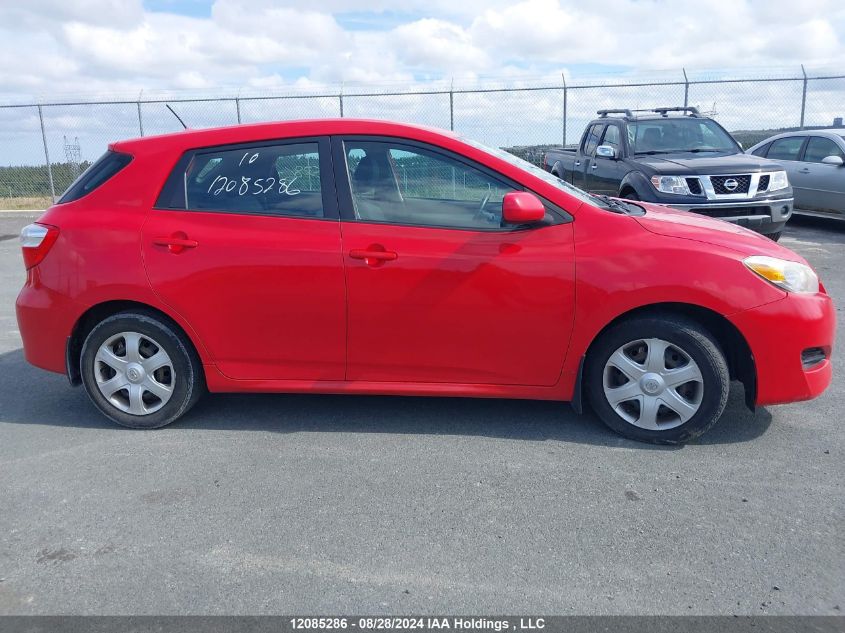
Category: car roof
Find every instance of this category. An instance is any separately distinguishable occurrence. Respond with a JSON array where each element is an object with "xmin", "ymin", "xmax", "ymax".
[
  {"xmin": 111, "ymin": 118, "xmax": 460, "ymax": 154},
  {"xmin": 749, "ymin": 128, "xmax": 845, "ymax": 149}
]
